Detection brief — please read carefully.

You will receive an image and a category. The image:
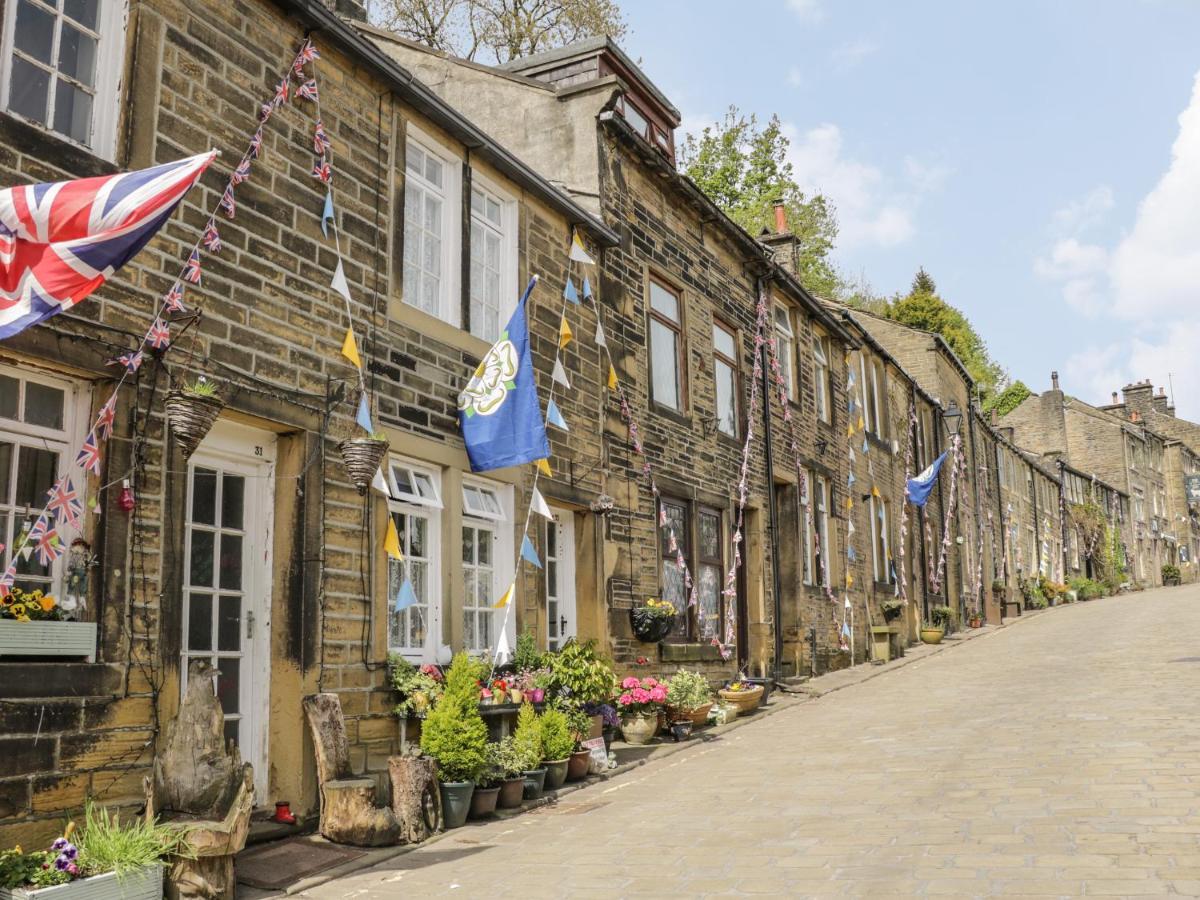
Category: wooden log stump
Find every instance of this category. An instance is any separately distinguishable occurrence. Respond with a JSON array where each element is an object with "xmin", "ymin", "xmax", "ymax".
[{"xmin": 388, "ymin": 756, "xmax": 440, "ymax": 843}]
